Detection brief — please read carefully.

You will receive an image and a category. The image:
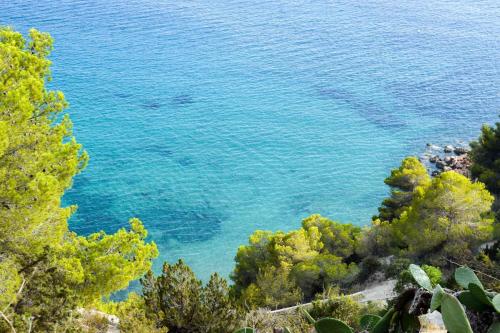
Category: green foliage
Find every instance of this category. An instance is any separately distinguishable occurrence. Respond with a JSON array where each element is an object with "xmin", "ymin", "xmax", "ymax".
[
  {"xmin": 301, "ymin": 214, "xmax": 361, "ymax": 259},
  {"xmin": 360, "ymin": 314, "xmax": 382, "ymax": 331},
  {"xmin": 232, "ymin": 231, "xmax": 275, "ymax": 291},
  {"xmin": 292, "ymin": 254, "xmax": 359, "ymax": 300},
  {"xmin": 408, "ymin": 264, "xmax": 433, "ymax": 291},
  {"xmin": 430, "ymin": 284, "xmax": 445, "ymax": 311},
  {"xmin": 63, "ymin": 218, "xmax": 158, "ymax": 304},
  {"xmin": 78, "ymin": 311, "xmax": 113, "ymax": 333},
  {"xmin": 395, "ymin": 264, "xmax": 442, "ymax": 293},
  {"xmin": 470, "ymin": 121, "xmax": 500, "ymax": 195},
  {"xmin": 314, "ymin": 318, "xmax": 353, "ymax": 333},
  {"xmin": 234, "ymin": 328, "xmax": 254, "ymax": 333},
  {"xmin": 0, "ymin": 26, "xmax": 87, "ymax": 260},
  {"xmin": 385, "ymin": 258, "xmax": 411, "ymax": 278},
  {"xmin": 0, "ymin": 259, "xmax": 22, "ymax": 310},
  {"xmin": 371, "ymin": 307, "xmax": 395, "ymax": 333},
  {"xmin": 421, "ymin": 265, "xmax": 442, "ymax": 287},
  {"xmin": 367, "ymin": 156, "xmax": 495, "ymax": 261},
  {"xmin": 469, "ymin": 283, "xmax": 493, "ymax": 306},
  {"xmin": 455, "ymin": 266, "xmax": 484, "ymax": 289},
  {"xmin": 232, "ymin": 215, "xmax": 360, "ymax": 305},
  {"xmin": 97, "ymin": 293, "xmax": 164, "ymax": 333},
  {"xmin": 307, "ymin": 289, "xmax": 383, "ymax": 331},
  {"xmin": 242, "ymin": 308, "xmax": 311, "ymax": 333},
  {"xmin": 0, "ymin": 26, "xmax": 157, "ymax": 331},
  {"xmin": 410, "ymin": 265, "xmax": 498, "ymax": 333},
  {"xmin": 493, "ymin": 294, "xmax": 500, "ymax": 313},
  {"xmin": 375, "ymin": 157, "xmax": 431, "ymax": 223},
  {"xmin": 441, "ymin": 293, "xmax": 473, "ymax": 333},
  {"xmin": 364, "ymin": 158, "xmax": 431, "ymax": 257},
  {"xmin": 459, "ymin": 291, "xmax": 490, "ymax": 312},
  {"xmin": 142, "ymin": 259, "xmax": 243, "ymax": 333},
  {"xmin": 300, "ymin": 309, "xmax": 354, "ymax": 333},
  {"xmin": 355, "ymin": 256, "xmax": 382, "ymax": 283},
  {"xmin": 395, "ymin": 171, "xmax": 494, "ymax": 261},
  {"xmin": 243, "ymin": 266, "xmax": 303, "ymax": 309},
  {"xmin": 297, "ymin": 265, "xmax": 498, "ymax": 333},
  {"xmin": 308, "ymin": 293, "xmax": 362, "ymax": 329},
  {"xmin": 488, "ymin": 322, "xmax": 500, "ymax": 333}
]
